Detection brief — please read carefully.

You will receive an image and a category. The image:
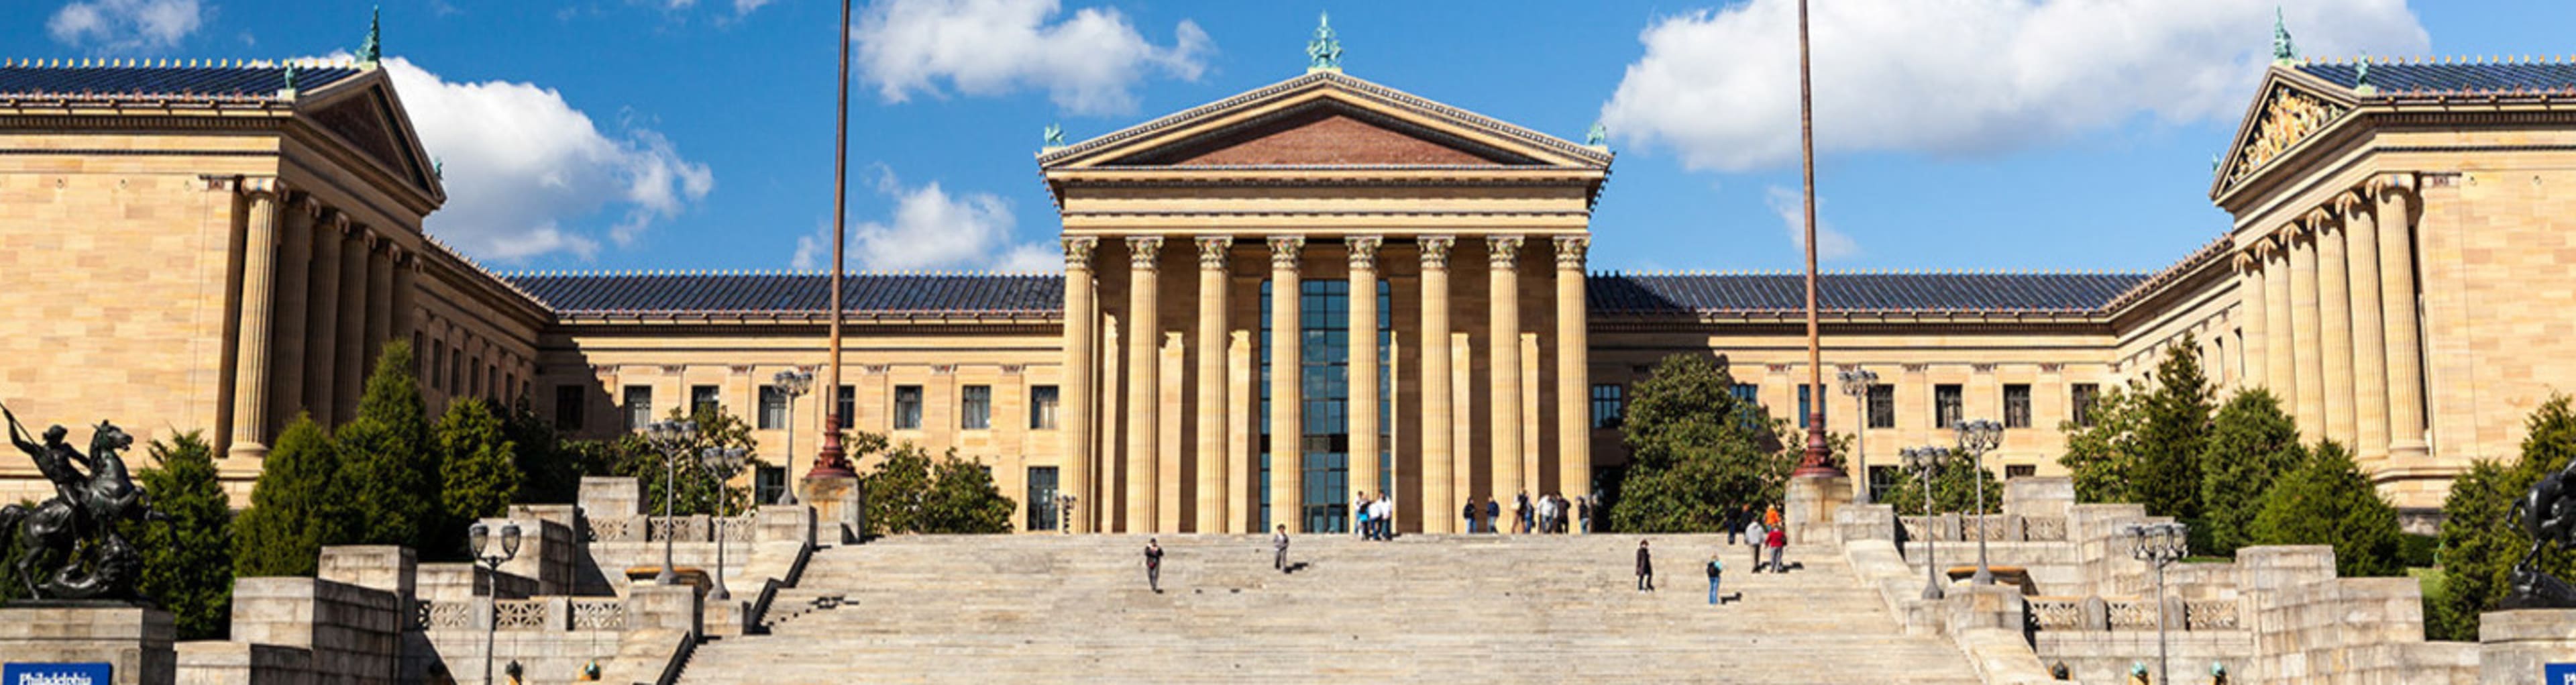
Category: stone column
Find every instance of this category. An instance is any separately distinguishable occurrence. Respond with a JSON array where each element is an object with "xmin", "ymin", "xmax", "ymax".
[
  {"xmin": 1194, "ymin": 236, "xmax": 1232, "ymax": 533},
  {"xmin": 335, "ymin": 225, "xmax": 371, "ymax": 415},
  {"xmin": 1487, "ymin": 235, "xmax": 1524, "ymax": 523},
  {"xmin": 1267, "ymin": 236, "xmax": 1306, "ymax": 532},
  {"xmin": 225, "ymin": 182, "xmax": 284, "ymax": 460},
  {"xmin": 1061, "ymin": 238, "xmax": 1098, "ymax": 533},
  {"xmin": 2341, "ymin": 191, "xmax": 2393, "ymax": 466},
  {"xmin": 305, "ymin": 212, "xmax": 347, "ymax": 427},
  {"xmin": 270, "ymin": 197, "xmax": 316, "ymax": 429},
  {"xmin": 1124, "ymin": 236, "xmax": 1163, "ymax": 533},
  {"xmin": 2288, "ymin": 223, "xmax": 2325, "ymax": 433},
  {"xmin": 1417, "ymin": 237, "xmax": 1456, "ymax": 533},
  {"xmin": 2316, "ymin": 208, "xmax": 2358, "ymax": 447},
  {"xmin": 1347, "ymin": 236, "xmax": 1383, "ymax": 517},
  {"xmin": 365, "ymin": 241, "xmax": 396, "ymax": 385},
  {"xmin": 2236, "ymin": 252, "xmax": 2267, "ymax": 392},
  {"xmin": 390, "ymin": 248, "xmax": 418, "ymax": 344},
  {"xmin": 2262, "ymin": 238, "xmax": 2295, "ymax": 407},
  {"xmin": 2375, "ymin": 174, "xmax": 2430, "ymax": 463},
  {"xmin": 1554, "ymin": 236, "xmax": 1591, "ymax": 519}
]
